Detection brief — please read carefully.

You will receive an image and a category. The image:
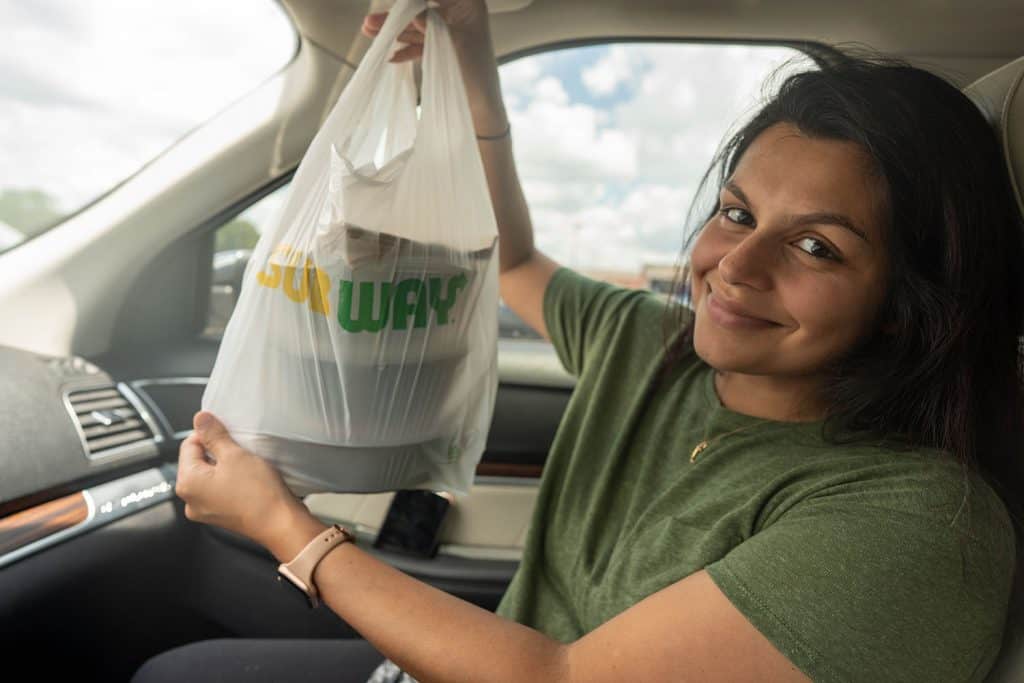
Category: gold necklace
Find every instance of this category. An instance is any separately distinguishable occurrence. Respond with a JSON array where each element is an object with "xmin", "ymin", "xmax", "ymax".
[{"xmin": 689, "ymin": 419, "xmax": 774, "ymax": 463}]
